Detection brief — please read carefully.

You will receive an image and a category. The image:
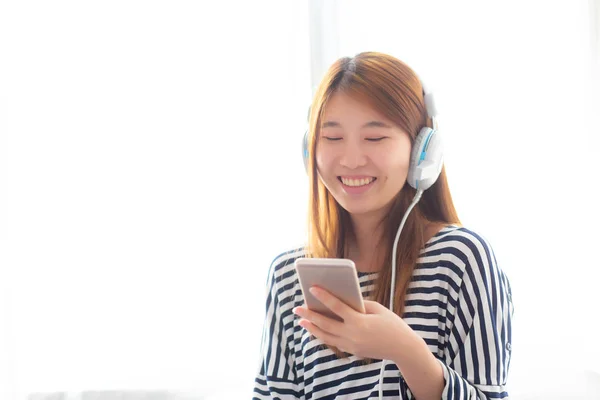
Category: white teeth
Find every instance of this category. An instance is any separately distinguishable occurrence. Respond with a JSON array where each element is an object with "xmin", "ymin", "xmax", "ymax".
[{"xmin": 341, "ymin": 177, "xmax": 375, "ymax": 187}]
